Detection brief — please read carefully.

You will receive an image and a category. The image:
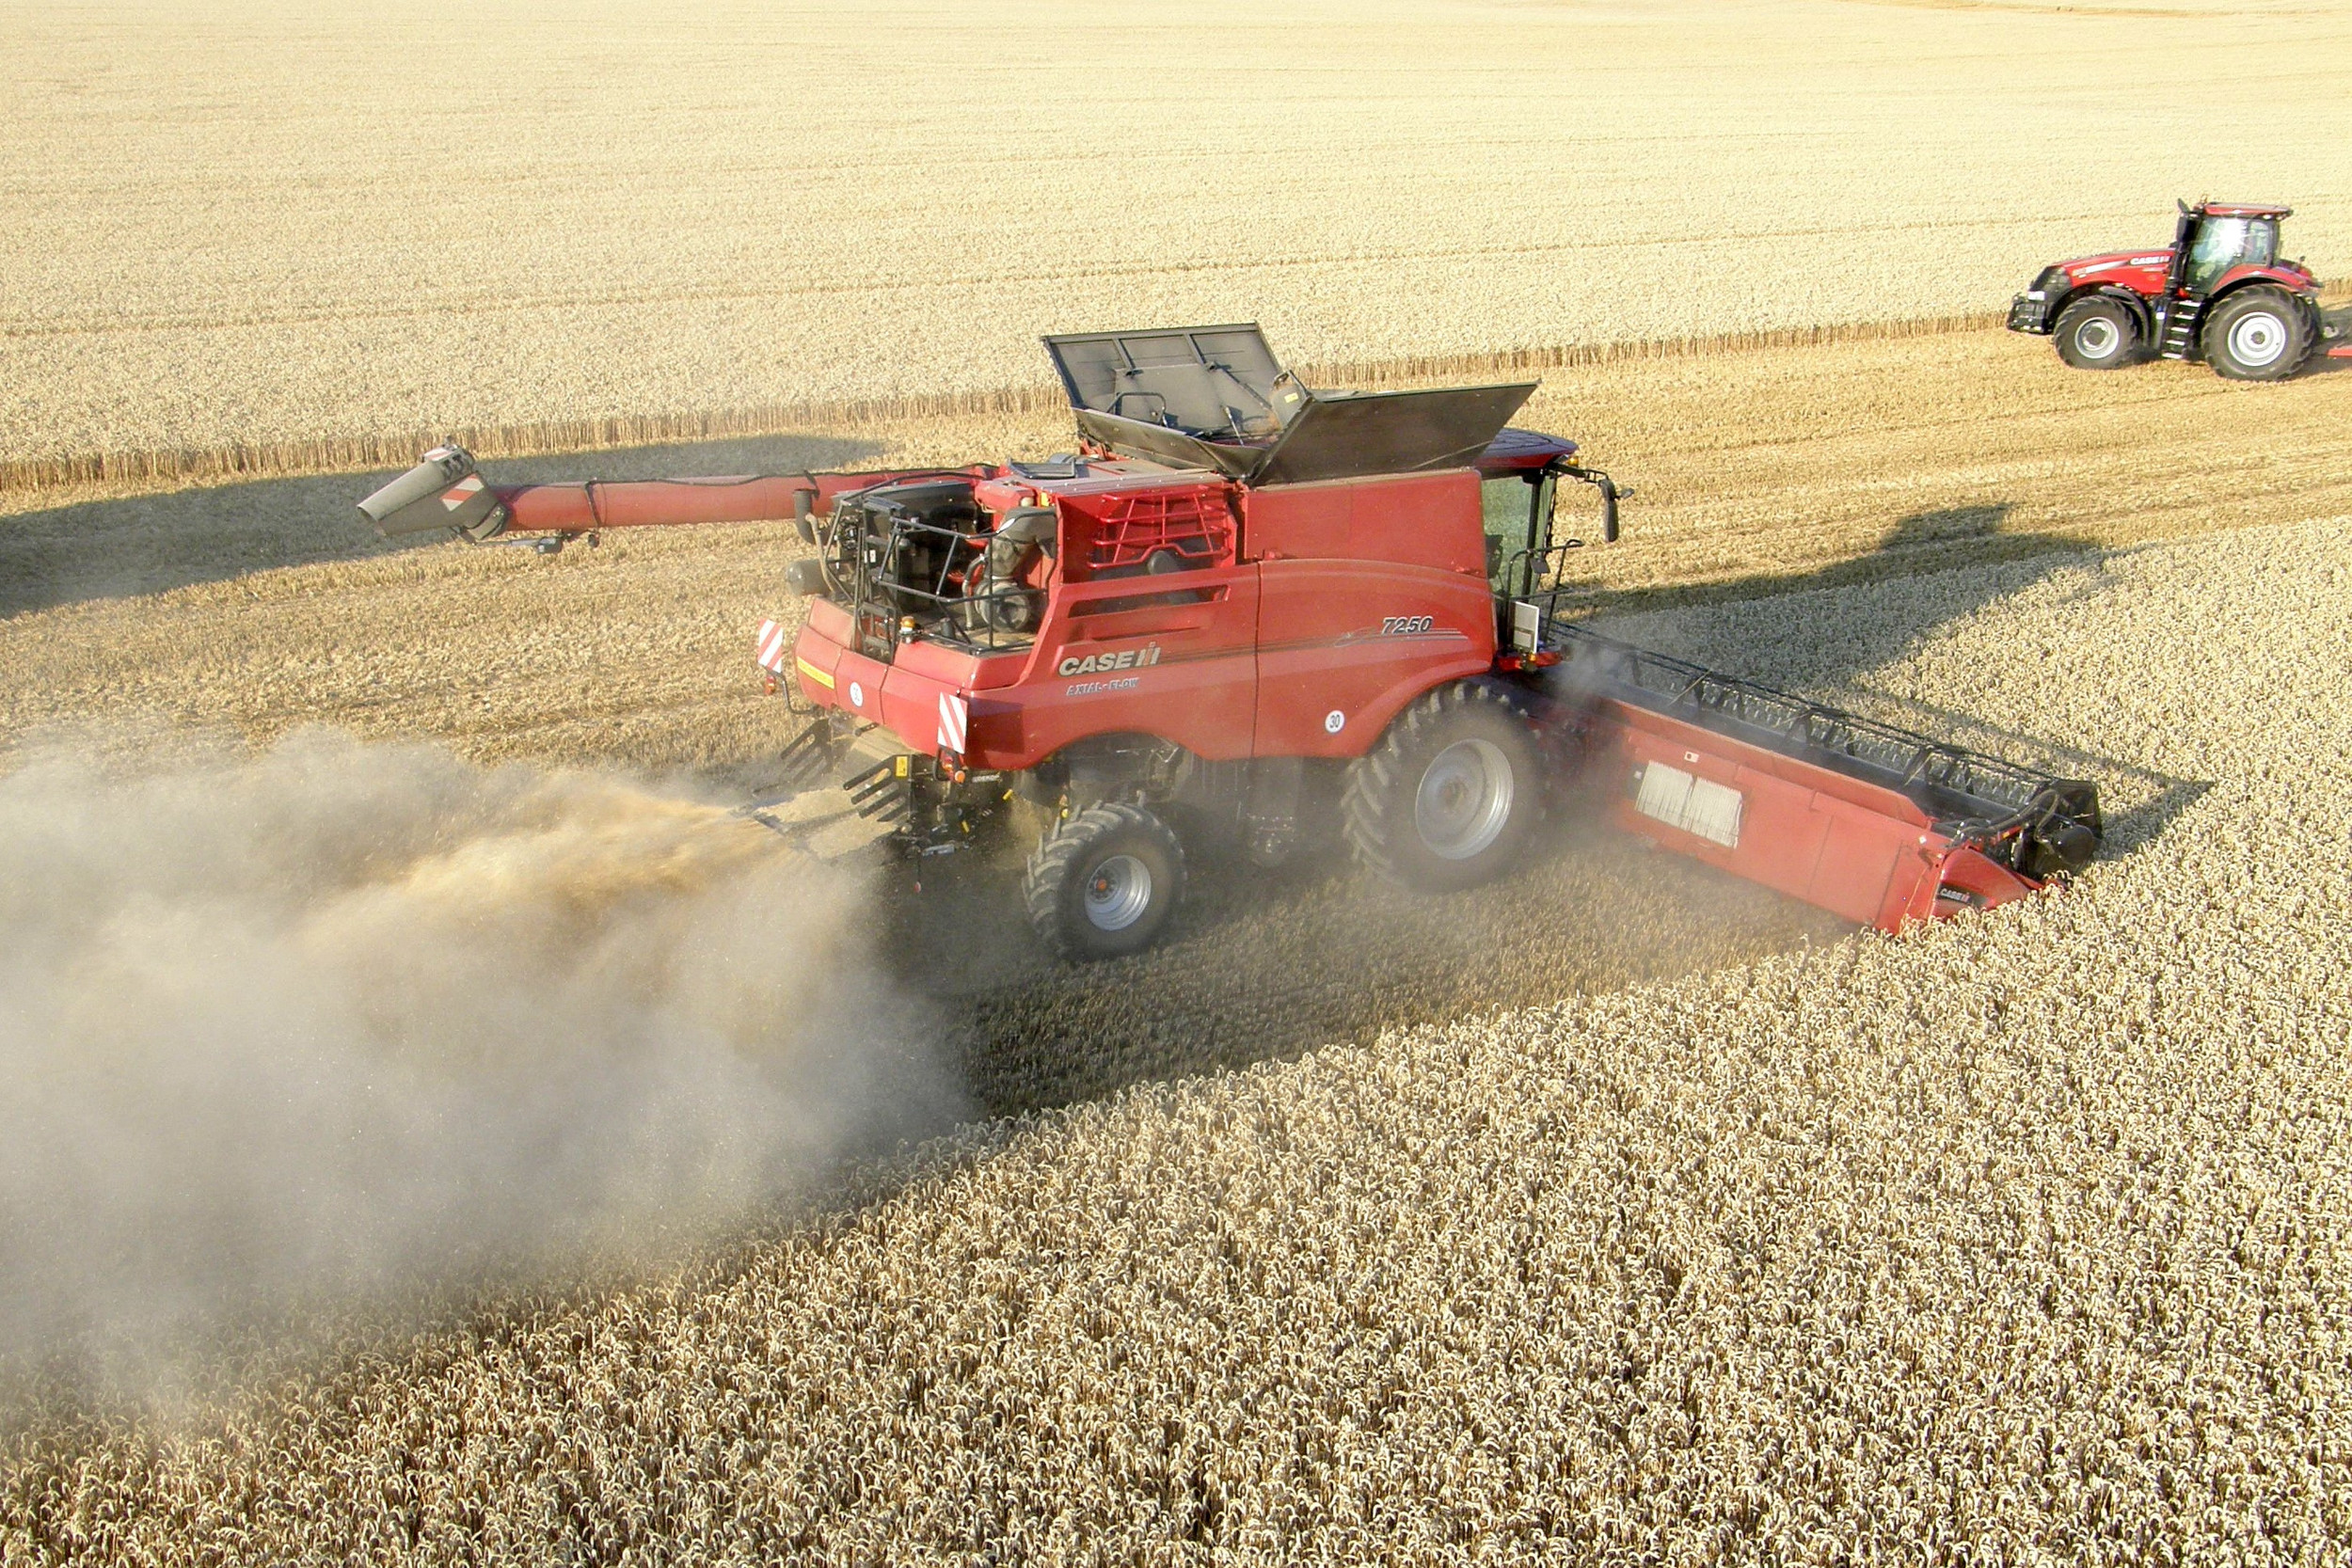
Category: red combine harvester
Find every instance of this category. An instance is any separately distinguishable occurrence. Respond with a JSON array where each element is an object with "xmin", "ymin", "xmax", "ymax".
[
  {"xmin": 2008, "ymin": 199, "xmax": 2347, "ymax": 379},
  {"xmin": 360, "ymin": 325, "xmax": 2101, "ymax": 958}
]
